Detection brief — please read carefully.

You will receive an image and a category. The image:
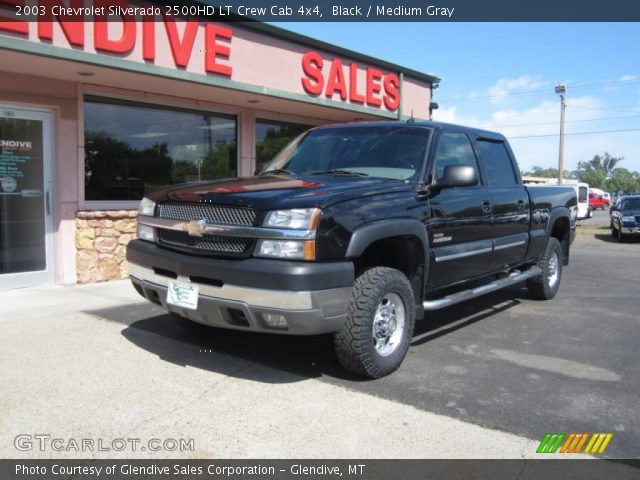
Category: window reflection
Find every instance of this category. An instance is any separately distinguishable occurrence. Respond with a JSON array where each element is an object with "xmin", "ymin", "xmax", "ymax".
[{"xmin": 84, "ymin": 97, "xmax": 237, "ymax": 201}]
